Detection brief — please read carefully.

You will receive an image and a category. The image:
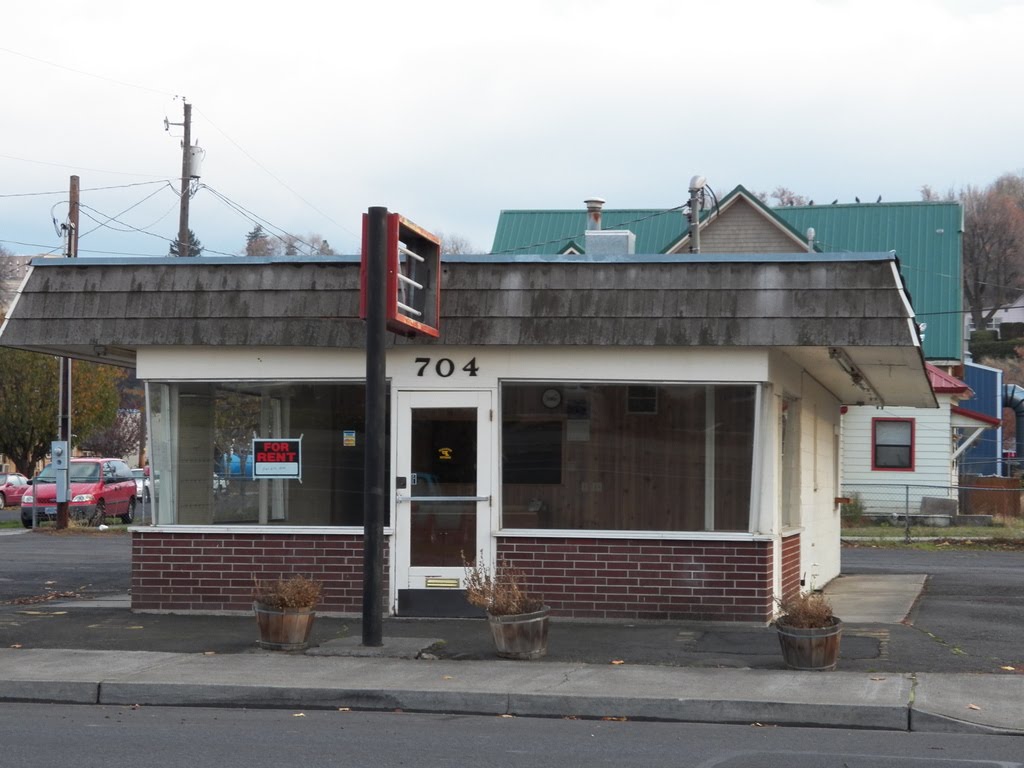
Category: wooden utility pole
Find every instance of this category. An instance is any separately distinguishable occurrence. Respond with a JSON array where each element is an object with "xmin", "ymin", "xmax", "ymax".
[
  {"xmin": 176, "ymin": 101, "xmax": 192, "ymax": 258},
  {"xmin": 56, "ymin": 175, "xmax": 79, "ymax": 529}
]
